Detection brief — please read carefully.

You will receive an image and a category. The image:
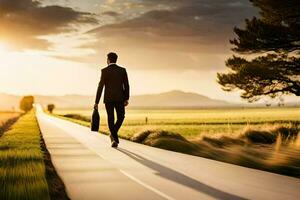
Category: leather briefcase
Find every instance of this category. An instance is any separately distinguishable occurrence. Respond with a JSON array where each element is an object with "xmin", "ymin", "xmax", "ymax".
[{"xmin": 91, "ymin": 109, "xmax": 100, "ymax": 132}]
